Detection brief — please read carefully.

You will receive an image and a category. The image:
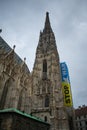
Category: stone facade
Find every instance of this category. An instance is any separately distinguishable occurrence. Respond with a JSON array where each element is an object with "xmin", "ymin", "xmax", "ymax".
[
  {"xmin": 0, "ymin": 36, "xmax": 32, "ymax": 114},
  {"xmin": 0, "ymin": 12, "xmax": 74, "ymax": 130}
]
